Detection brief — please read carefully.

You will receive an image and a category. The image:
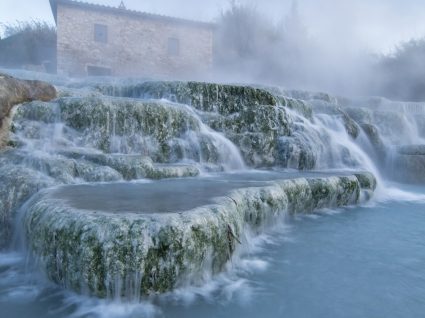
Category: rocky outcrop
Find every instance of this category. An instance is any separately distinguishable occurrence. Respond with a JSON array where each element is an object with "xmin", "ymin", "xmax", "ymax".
[
  {"xmin": 98, "ymin": 81, "xmax": 279, "ymax": 115},
  {"xmin": 98, "ymin": 82, "xmax": 291, "ymax": 167},
  {"xmin": 0, "ymin": 73, "xmax": 56, "ymax": 148},
  {"xmin": 58, "ymin": 151, "xmax": 200, "ymax": 180},
  {"xmin": 97, "ymin": 81, "xmax": 365, "ymax": 168},
  {"xmin": 12, "ymin": 97, "xmax": 244, "ymax": 169},
  {"xmin": 24, "ymin": 172, "xmax": 376, "ymax": 298}
]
